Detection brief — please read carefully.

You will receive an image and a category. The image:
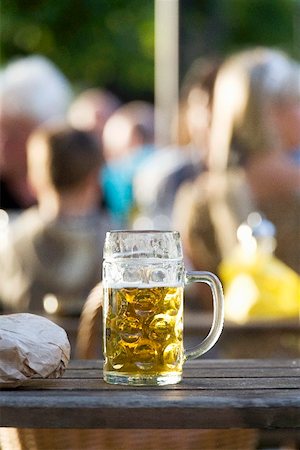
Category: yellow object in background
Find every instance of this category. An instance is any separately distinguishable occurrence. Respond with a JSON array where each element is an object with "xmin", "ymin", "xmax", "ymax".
[{"xmin": 219, "ymin": 213, "xmax": 300, "ymax": 323}]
